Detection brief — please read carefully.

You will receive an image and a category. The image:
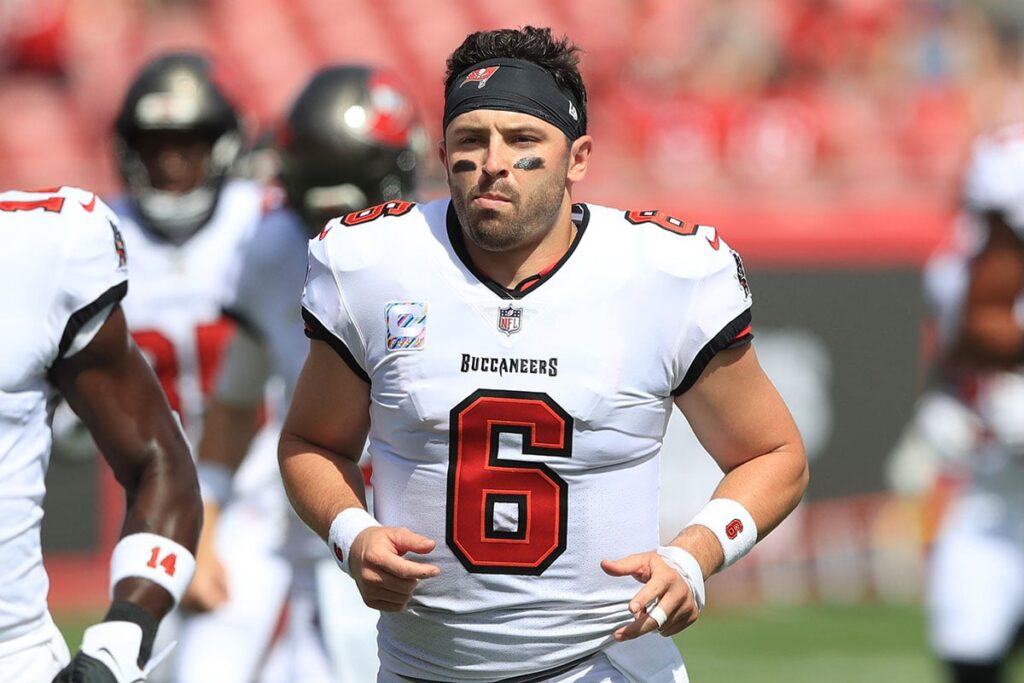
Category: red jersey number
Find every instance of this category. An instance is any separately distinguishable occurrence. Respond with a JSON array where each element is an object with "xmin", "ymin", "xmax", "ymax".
[
  {"xmin": 624, "ymin": 210, "xmax": 697, "ymax": 236},
  {"xmin": 131, "ymin": 318, "xmax": 235, "ymax": 423},
  {"xmin": 318, "ymin": 201, "xmax": 416, "ymax": 239},
  {"xmin": 447, "ymin": 390, "xmax": 572, "ymax": 575},
  {"xmin": 0, "ymin": 196, "xmax": 66, "ymax": 213},
  {"xmin": 146, "ymin": 546, "xmax": 178, "ymax": 576}
]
